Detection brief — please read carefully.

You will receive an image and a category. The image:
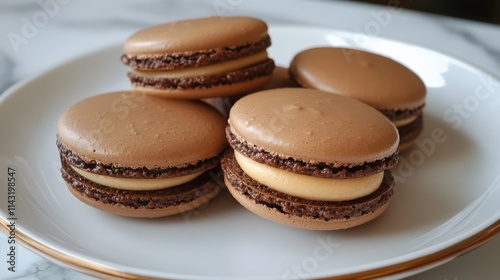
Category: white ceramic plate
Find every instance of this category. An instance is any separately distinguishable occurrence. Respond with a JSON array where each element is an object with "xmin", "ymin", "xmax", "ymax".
[{"xmin": 1, "ymin": 26, "xmax": 499, "ymax": 280}]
